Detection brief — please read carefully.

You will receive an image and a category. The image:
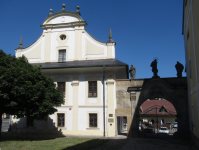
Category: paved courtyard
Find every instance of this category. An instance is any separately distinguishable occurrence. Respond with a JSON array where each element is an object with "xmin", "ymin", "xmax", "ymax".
[{"xmin": 91, "ymin": 136, "xmax": 198, "ymax": 150}]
